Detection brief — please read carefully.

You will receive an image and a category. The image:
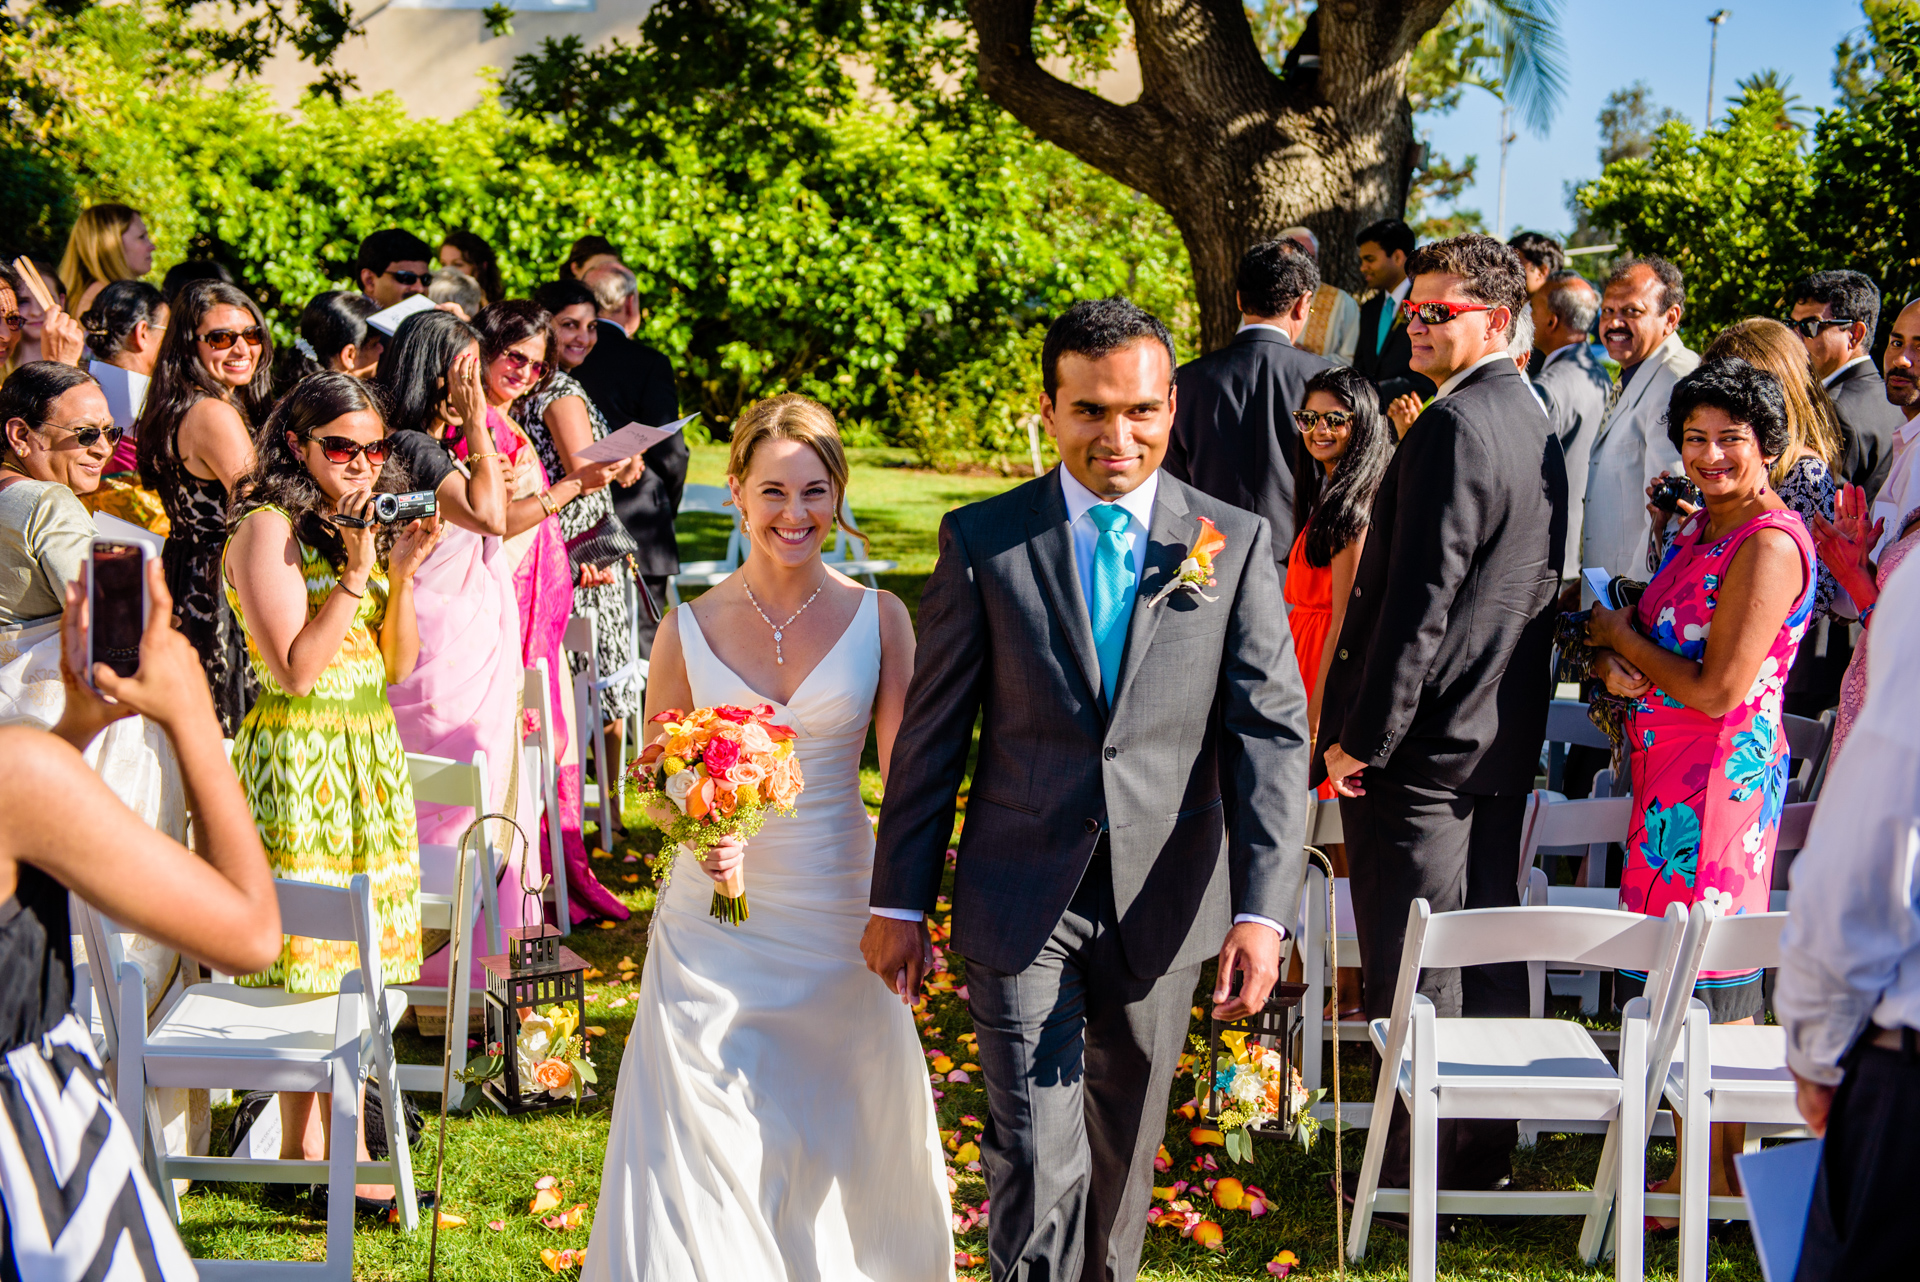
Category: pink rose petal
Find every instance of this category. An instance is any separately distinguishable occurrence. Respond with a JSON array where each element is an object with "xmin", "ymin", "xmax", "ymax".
[
  {"xmin": 947, "ymin": 1069, "xmax": 971, "ymax": 1083},
  {"xmin": 487, "ymin": 1220, "xmax": 506, "ymax": 1231},
  {"xmin": 534, "ymin": 1176, "xmax": 557, "ymax": 1190}
]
